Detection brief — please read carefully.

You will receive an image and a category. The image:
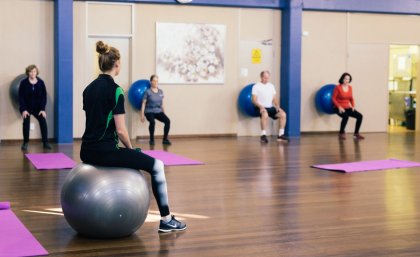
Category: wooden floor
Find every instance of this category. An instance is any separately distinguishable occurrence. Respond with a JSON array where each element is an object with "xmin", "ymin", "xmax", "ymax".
[{"xmin": 2, "ymin": 132, "xmax": 420, "ymax": 257}]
